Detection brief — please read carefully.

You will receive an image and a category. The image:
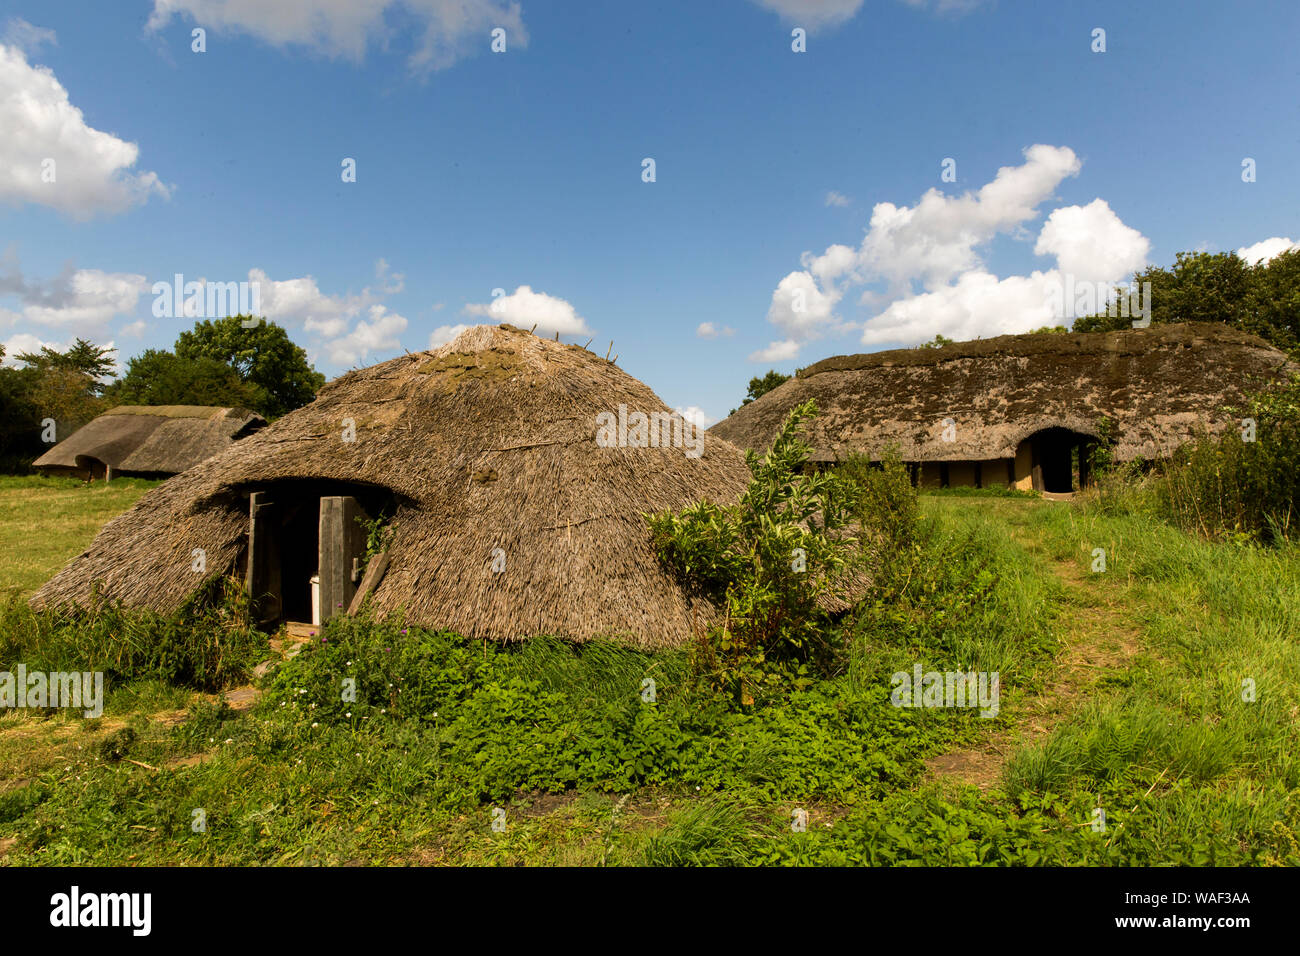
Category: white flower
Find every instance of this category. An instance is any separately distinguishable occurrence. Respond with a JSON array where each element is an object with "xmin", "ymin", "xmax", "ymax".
[{"xmin": 311, "ymin": 722, "xmax": 319, "ymax": 728}]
